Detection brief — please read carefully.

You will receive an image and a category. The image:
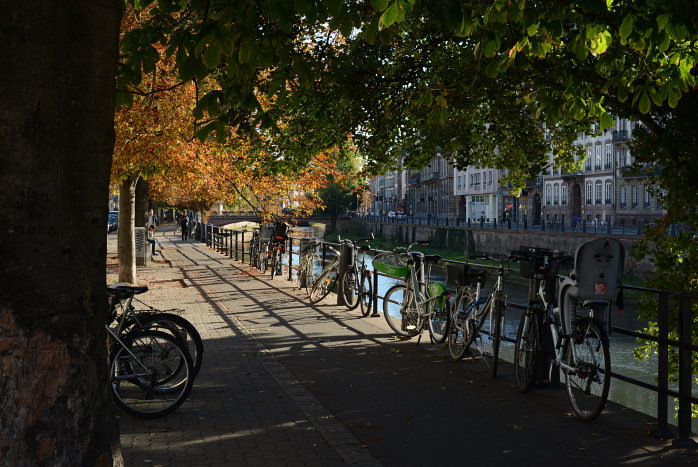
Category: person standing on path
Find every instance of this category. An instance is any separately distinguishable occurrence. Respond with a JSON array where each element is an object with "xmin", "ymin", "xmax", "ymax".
[
  {"xmin": 147, "ymin": 208, "xmax": 158, "ymax": 229},
  {"xmin": 180, "ymin": 209, "xmax": 189, "ymax": 241}
]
